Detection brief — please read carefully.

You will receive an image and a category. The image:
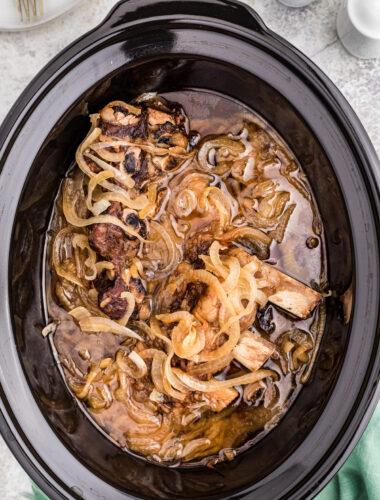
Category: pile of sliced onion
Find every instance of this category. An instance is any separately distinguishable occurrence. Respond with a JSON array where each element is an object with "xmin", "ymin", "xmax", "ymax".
[{"xmin": 63, "ymin": 177, "xmax": 146, "ymax": 242}]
